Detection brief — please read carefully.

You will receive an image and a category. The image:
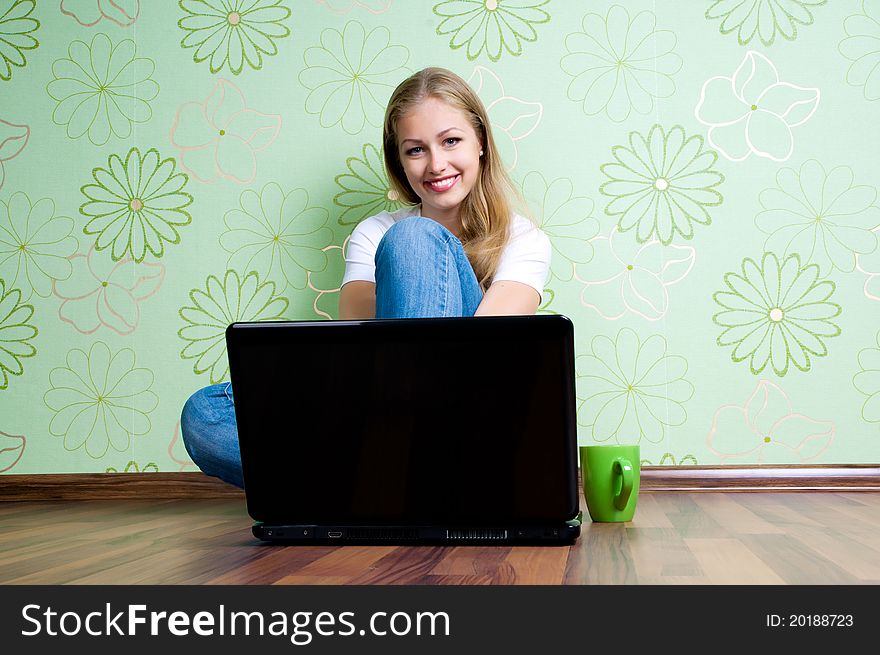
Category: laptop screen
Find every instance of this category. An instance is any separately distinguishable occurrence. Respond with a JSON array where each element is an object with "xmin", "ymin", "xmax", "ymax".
[{"xmin": 227, "ymin": 316, "xmax": 578, "ymax": 526}]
